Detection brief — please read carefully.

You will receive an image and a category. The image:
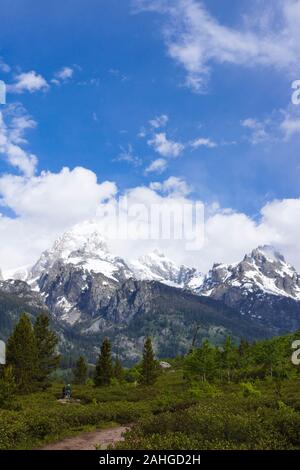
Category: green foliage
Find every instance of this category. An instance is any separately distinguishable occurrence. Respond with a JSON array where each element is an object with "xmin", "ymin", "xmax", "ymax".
[
  {"xmin": 94, "ymin": 338, "xmax": 113, "ymax": 387},
  {"xmin": 5, "ymin": 313, "xmax": 60, "ymax": 393},
  {"xmin": 124, "ymin": 364, "xmax": 141, "ymax": 383},
  {"xmin": 73, "ymin": 356, "xmax": 88, "ymax": 385},
  {"xmin": 6, "ymin": 314, "xmax": 38, "ymax": 392},
  {"xmin": 0, "ymin": 366, "xmax": 17, "ymax": 409},
  {"xmin": 221, "ymin": 336, "xmax": 238, "ymax": 382},
  {"xmin": 0, "ymin": 384, "xmax": 150, "ymax": 449},
  {"xmin": 1, "ymin": 326, "xmax": 300, "ymax": 450},
  {"xmin": 184, "ymin": 340, "xmax": 218, "ymax": 382},
  {"xmin": 240, "ymin": 382, "xmax": 261, "ymax": 398},
  {"xmin": 140, "ymin": 337, "xmax": 158, "ymax": 386},
  {"xmin": 115, "ymin": 379, "xmax": 300, "ymax": 450},
  {"xmin": 184, "ymin": 331, "xmax": 300, "ymax": 384},
  {"xmin": 34, "ymin": 314, "xmax": 60, "ymax": 388},
  {"xmin": 189, "ymin": 382, "xmax": 222, "ymax": 399},
  {"xmin": 113, "ymin": 357, "xmax": 124, "ymax": 382}
]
